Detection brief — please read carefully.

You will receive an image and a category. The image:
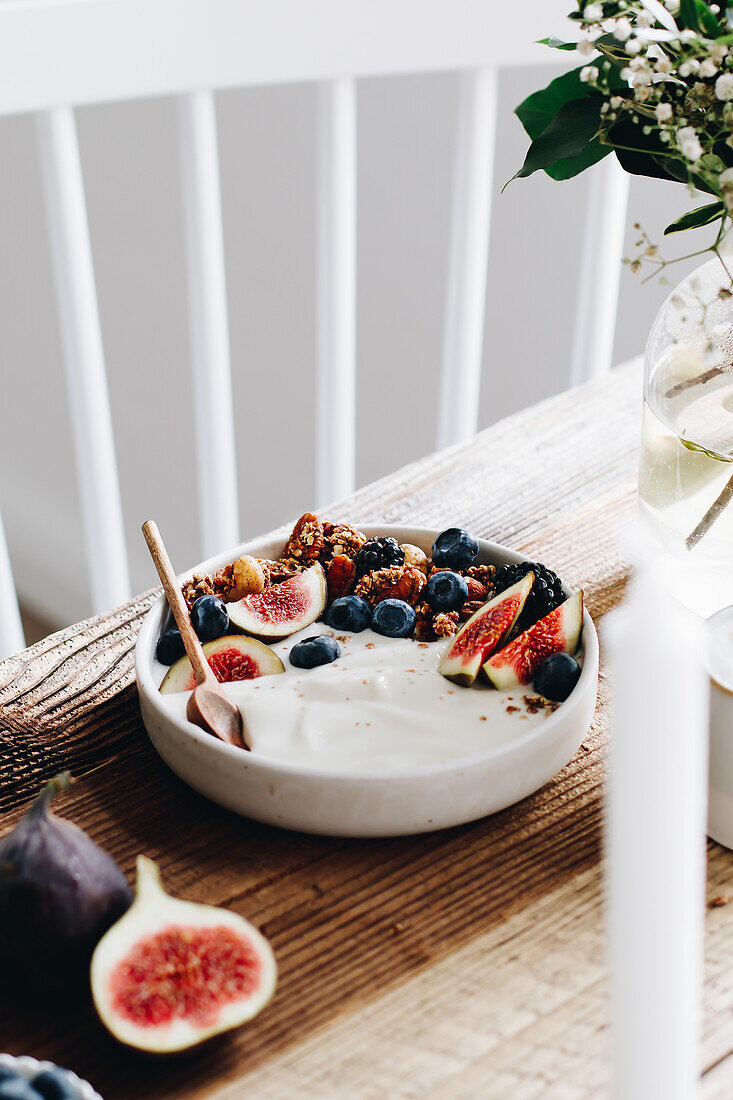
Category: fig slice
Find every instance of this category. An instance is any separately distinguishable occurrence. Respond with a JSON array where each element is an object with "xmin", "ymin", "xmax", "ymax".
[
  {"xmin": 482, "ymin": 590, "xmax": 584, "ymax": 691},
  {"xmin": 228, "ymin": 563, "xmax": 327, "ymax": 639},
  {"xmin": 91, "ymin": 857, "xmax": 277, "ymax": 1053},
  {"xmin": 438, "ymin": 573, "xmax": 534, "ymax": 686},
  {"xmin": 159, "ymin": 635, "xmax": 284, "ymax": 694}
]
